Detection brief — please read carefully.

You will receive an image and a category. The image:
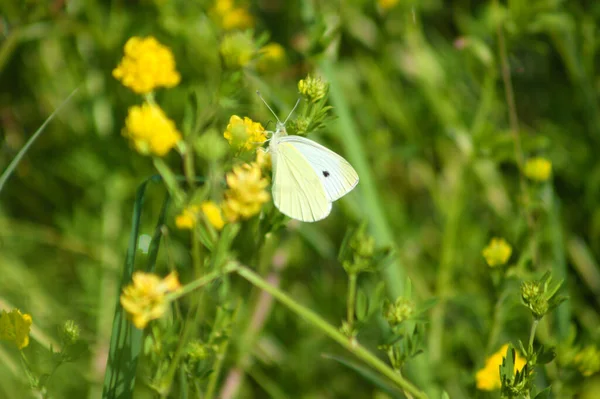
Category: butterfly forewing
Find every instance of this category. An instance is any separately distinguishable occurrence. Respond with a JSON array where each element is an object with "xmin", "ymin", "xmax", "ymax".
[
  {"xmin": 272, "ymin": 142, "xmax": 332, "ymax": 222},
  {"xmin": 279, "ymin": 136, "xmax": 359, "ymax": 202}
]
